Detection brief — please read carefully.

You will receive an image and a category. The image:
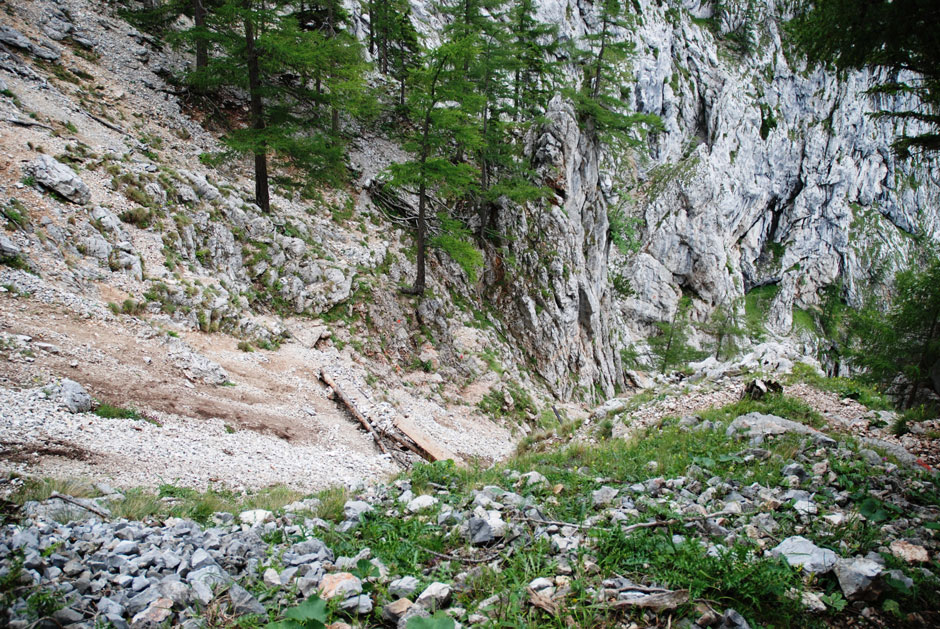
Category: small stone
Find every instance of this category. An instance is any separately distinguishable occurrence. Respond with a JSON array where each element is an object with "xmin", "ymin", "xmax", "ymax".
[
  {"xmin": 407, "ymin": 495, "xmax": 439, "ymax": 513},
  {"xmin": 397, "ymin": 603, "xmax": 430, "ymax": 629},
  {"xmin": 52, "ymin": 607, "xmax": 84, "ymax": 625},
  {"xmin": 159, "ymin": 579, "xmax": 190, "ymax": 607},
  {"xmin": 190, "ymin": 548, "xmax": 214, "ymax": 570},
  {"xmin": 389, "ymin": 576, "xmax": 420, "ymax": 598},
  {"xmin": 239, "ymin": 509, "xmax": 273, "ymax": 525},
  {"xmin": 592, "ymin": 486, "xmax": 618, "ymax": 507},
  {"xmin": 770, "ymin": 536, "xmax": 837, "ymax": 574},
  {"xmin": 23, "ymin": 155, "xmax": 91, "ymax": 204},
  {"xmin": 793, "ymin": 500, "xmax": 817, "ymax": 516},
  {"xmin": 130, "ymin": 597, "xmax": 173, "ymax": 629},
  {"xmin": 382, "ymin": 598, "xmax": 414, "ymax": 623},
  {"xmin": 228, "ymin": 583, "xmax": 266, "ymax": 616},
  {"xmin": 889, "ymin": 540, "xmax": 930, "ymax": 563},
  {"xmin": 58, "ymin": 379, "xmax": 92, "ymax": 413},
  {"xmin": 467, "ymin": 518, "xmax": 494, "ymax": 546},
  {"xmin": 339, "ymin": 593, "xmax": 373, "ymax": 614},
  {"xmin": 319, "ymin": 572, "xmax": 362, "ymax": 600},
  {"xmin": 343, "ymin": 500, "xmax": 373, "ymax": 520},
  {"xmin": 801, "ymin": 591, "xmax": 827, "ymax": 613},
  {"xmin": 263, "ymin": 568, "xmax": 281, "ymax": 588},
  {"xmin": 834, "ymin": 558, "xmax": 883, "ymax": 600},
  {"xmin": 415, "ymin": 581, "xmax": 452, "ymax": 611}
]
